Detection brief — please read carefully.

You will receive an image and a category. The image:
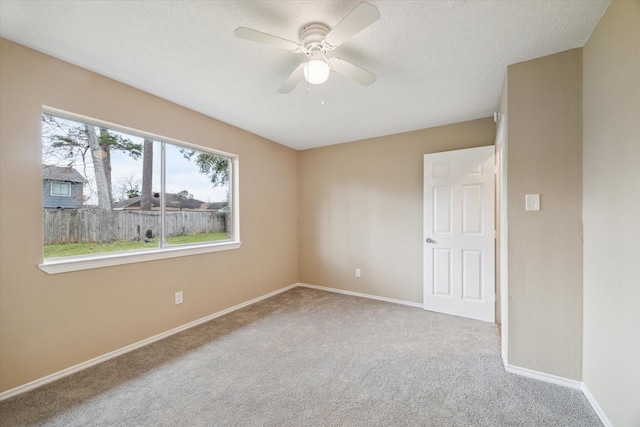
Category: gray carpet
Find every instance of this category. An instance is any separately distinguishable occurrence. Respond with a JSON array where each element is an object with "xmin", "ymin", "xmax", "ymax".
[{"xmin": 0, "ymin": 287, "xmax": 601, "ymax": 426}]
